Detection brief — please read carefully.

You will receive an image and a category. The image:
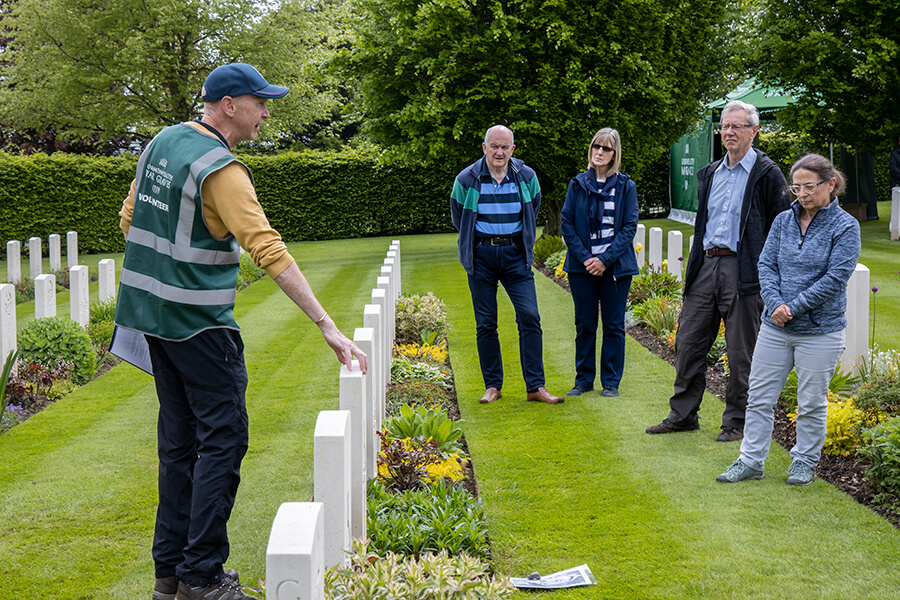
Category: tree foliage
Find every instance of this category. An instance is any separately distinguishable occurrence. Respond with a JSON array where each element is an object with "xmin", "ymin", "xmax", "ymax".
[
  {"xmin": 754, "ymin": 0, "xmax": 900, "ymax": 153},
  {"xmin": 0, "ymin": 0, "xmax": 348, "ymax": 150},
  {"xmin": 344, "ymin": 0, "xmax": 731, "ymax": 231}
]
